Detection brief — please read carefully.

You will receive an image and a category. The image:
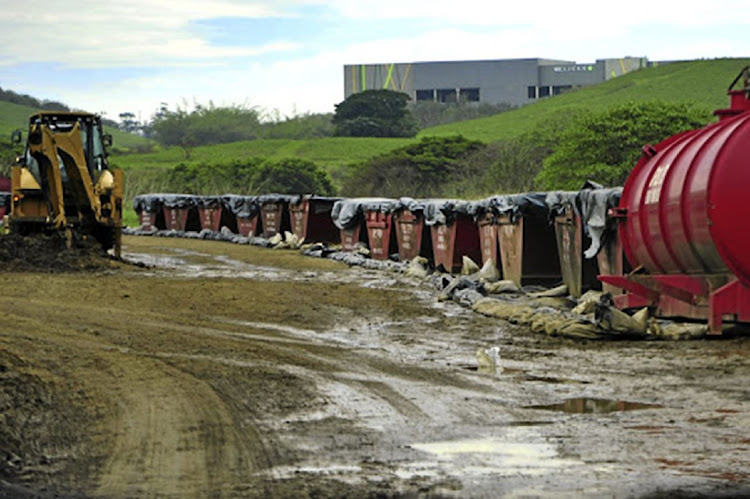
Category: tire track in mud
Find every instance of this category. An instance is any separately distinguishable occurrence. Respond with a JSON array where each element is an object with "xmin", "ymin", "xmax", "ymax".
[
  {"xmin": 93, "ymin": 356, "xmax": 263, "ymax": 498},
  {"xmin": 3, "ymin": 307, "xmax": 280, "ymax": 498}
]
